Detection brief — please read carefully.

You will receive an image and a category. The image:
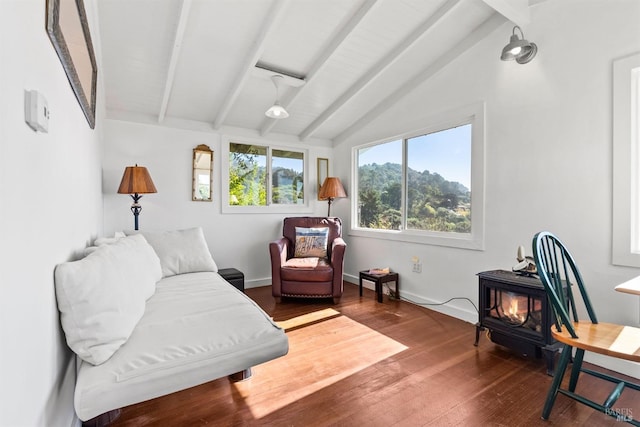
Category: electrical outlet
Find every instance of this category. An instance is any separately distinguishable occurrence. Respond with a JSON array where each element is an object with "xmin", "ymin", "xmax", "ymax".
[{"xmin": 411, "ymin": 256, "xmax": 422, "ymax": 273}]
